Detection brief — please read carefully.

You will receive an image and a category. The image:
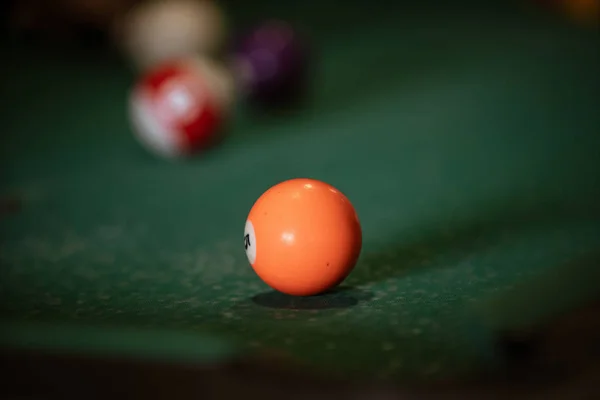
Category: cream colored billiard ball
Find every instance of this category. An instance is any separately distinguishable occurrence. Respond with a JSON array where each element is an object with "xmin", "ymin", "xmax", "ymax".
[{"xmin": 117, "ymin": 0, "xmax": 228, "ymax": 72}]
